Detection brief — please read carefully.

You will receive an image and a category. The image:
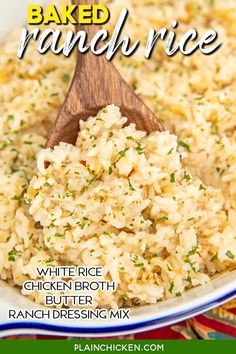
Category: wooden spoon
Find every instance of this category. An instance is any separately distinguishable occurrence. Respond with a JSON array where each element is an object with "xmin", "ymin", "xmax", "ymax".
[{"xmin": 46, "ymin": 0, "xmax": 163, "ymax": 149}]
